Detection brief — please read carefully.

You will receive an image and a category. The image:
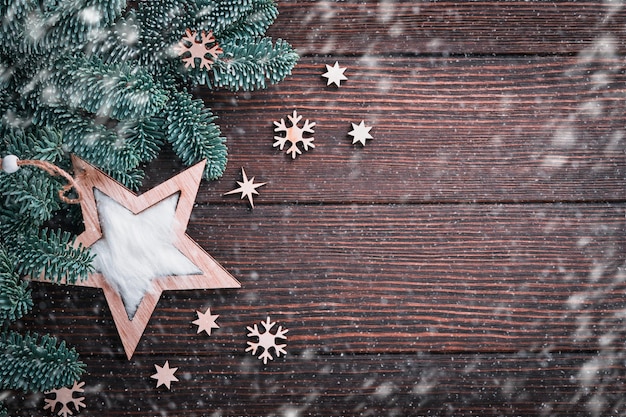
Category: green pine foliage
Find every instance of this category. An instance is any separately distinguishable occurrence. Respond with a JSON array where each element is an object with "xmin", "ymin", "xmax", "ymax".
[
  {"xmin": 1, "ymin": 0, "xmax": 297, "ymax": 185},
  {"xmin": 0, "ymin": 331, "xmax": 85, "ymax": 392},
  {"xmin": 0, "ymin": 0, "xmax": 297, "ymax": 409},
  {"xmin": 0, "ymin": 246, "xmax": 32, "ymax": 323},
  {"xmin": 13, "ymin": 228, "xmax": 94, "ymax": 284},
  {"xmin": 166, "ymin": 90, "xmax": 226, "ymax": 179}
]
